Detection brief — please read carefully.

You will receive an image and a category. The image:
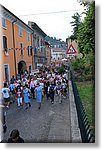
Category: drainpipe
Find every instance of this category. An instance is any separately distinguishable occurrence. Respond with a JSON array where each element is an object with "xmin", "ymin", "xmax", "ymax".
[
  {"xmin": 12, "ymin": 19, "xmax": 17, "ymax": 78},
  {"xmin": 31, "ymin": 31, "xmax": 34, "ymax": 70}
]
